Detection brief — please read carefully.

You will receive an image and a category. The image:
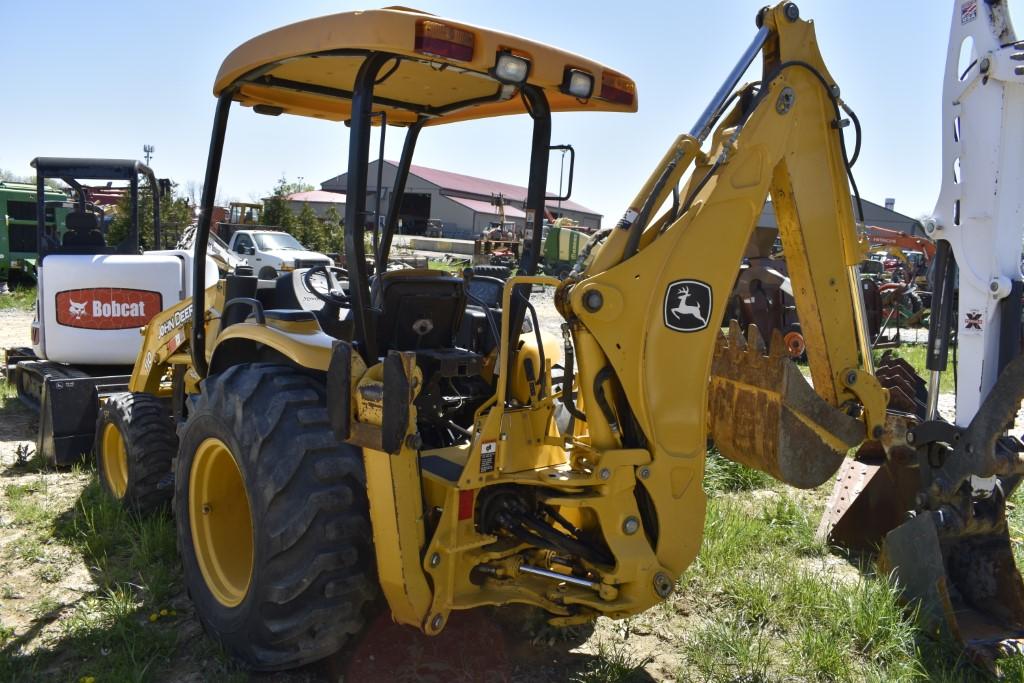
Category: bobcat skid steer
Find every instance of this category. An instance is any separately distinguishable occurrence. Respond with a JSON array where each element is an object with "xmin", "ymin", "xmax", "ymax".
[{"xmin": 3, "ymin": 158, "xmax": 217, "ymax": 475}]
